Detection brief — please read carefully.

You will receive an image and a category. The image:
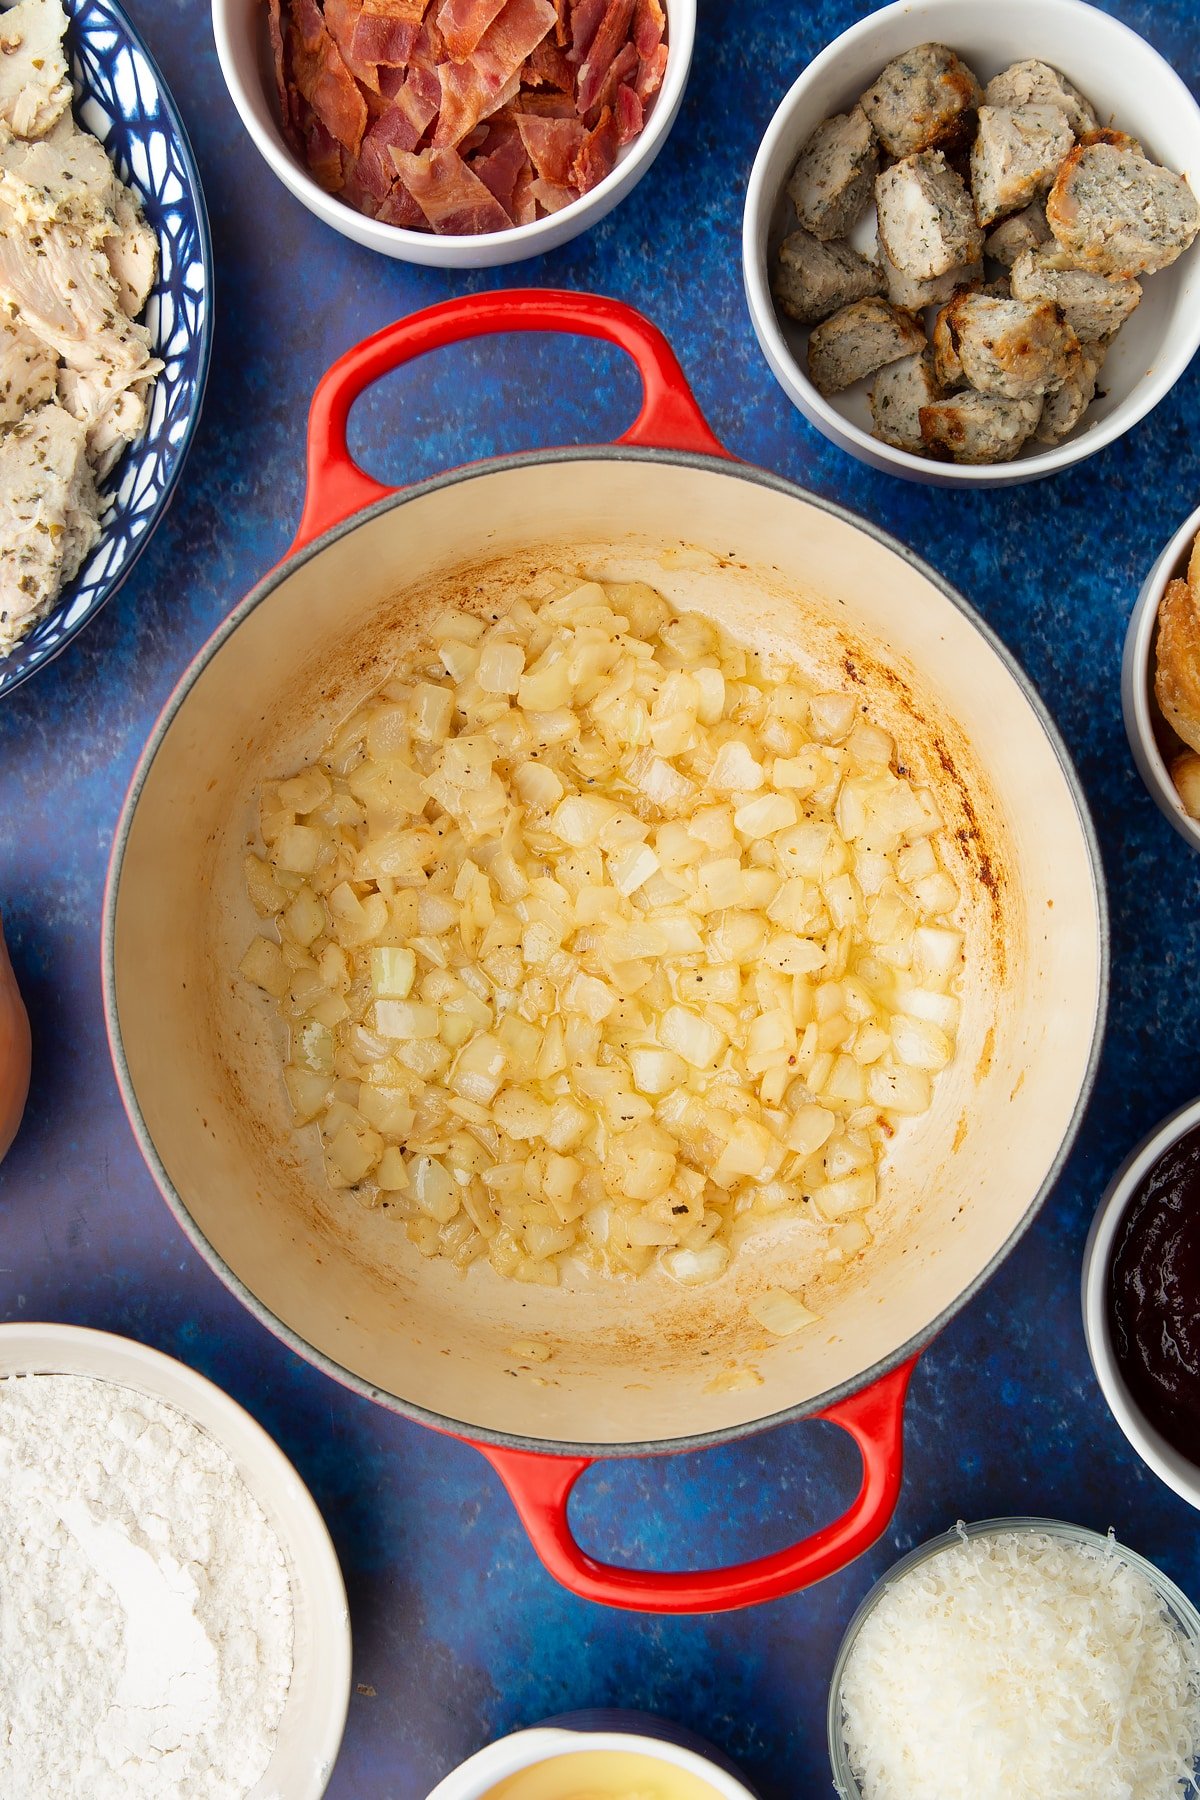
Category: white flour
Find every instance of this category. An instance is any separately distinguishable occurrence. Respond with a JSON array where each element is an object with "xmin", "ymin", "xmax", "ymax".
[{"xmin": 0, "ymin": 1372, "xmax": 295, "ymax": 1798}]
